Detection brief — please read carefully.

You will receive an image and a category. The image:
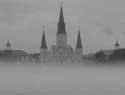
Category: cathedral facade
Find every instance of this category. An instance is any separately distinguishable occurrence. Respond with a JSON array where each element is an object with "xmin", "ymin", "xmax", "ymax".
[{"xmin": 40, "ymin": 6, "xmax": 83, "ymax": 63}]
